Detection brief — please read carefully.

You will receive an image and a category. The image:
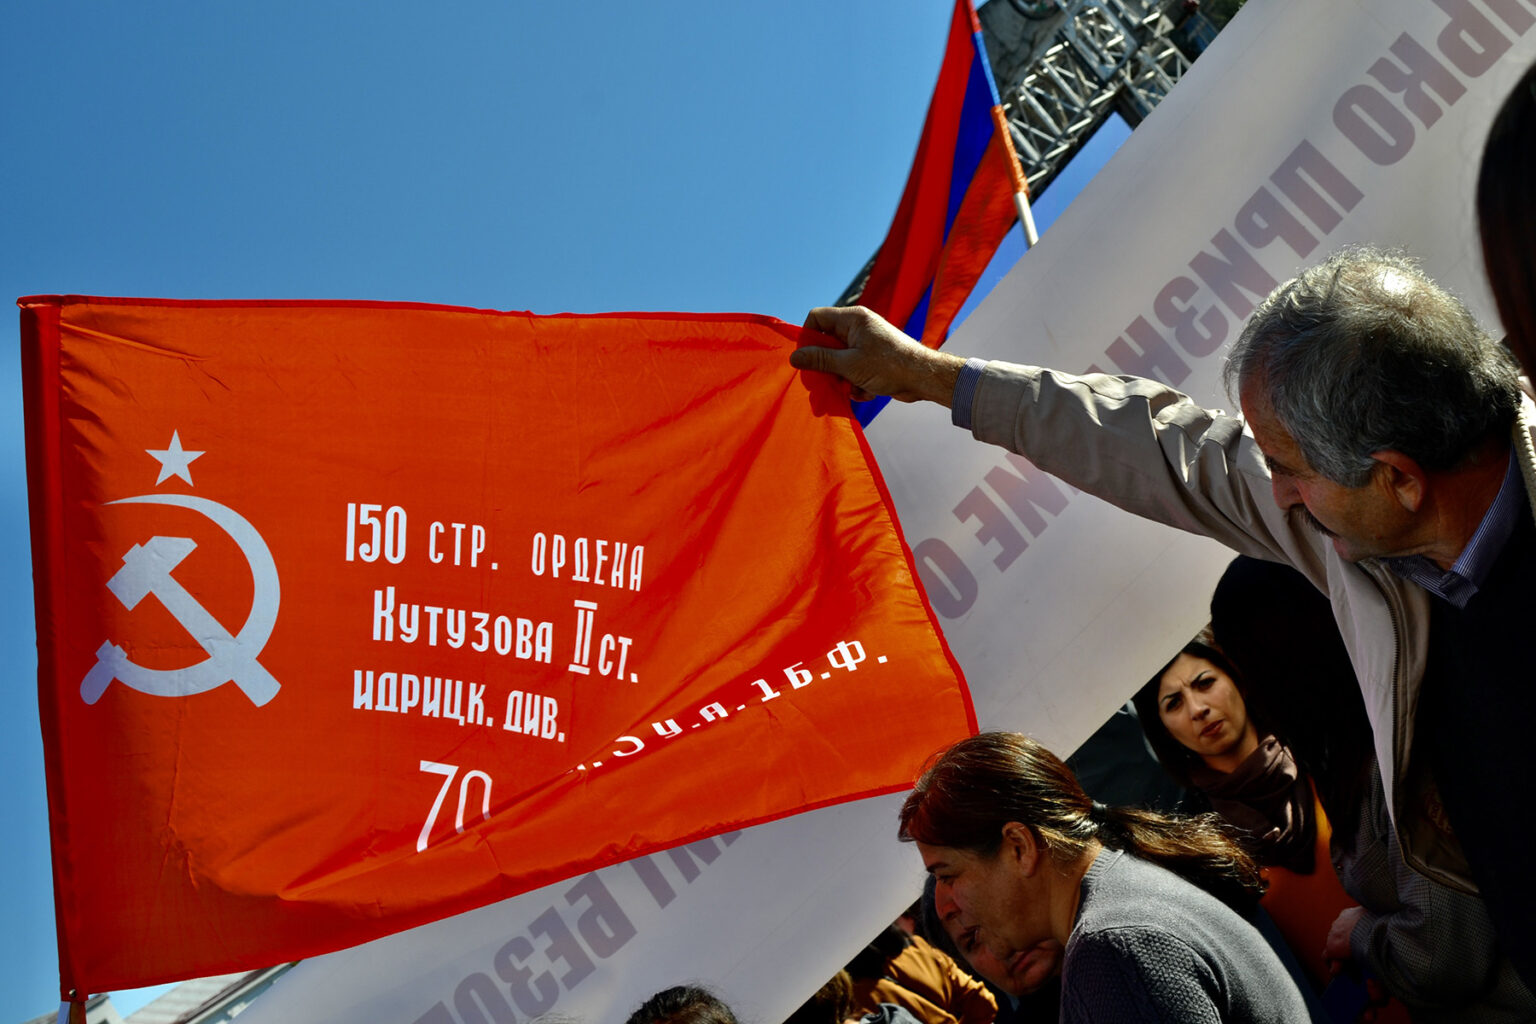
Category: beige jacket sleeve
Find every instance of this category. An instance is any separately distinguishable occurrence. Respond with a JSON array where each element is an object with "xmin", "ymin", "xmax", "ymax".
[{"xmin": 968, "ymin": 362, "xmax": 1333, "ymax": 586}]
